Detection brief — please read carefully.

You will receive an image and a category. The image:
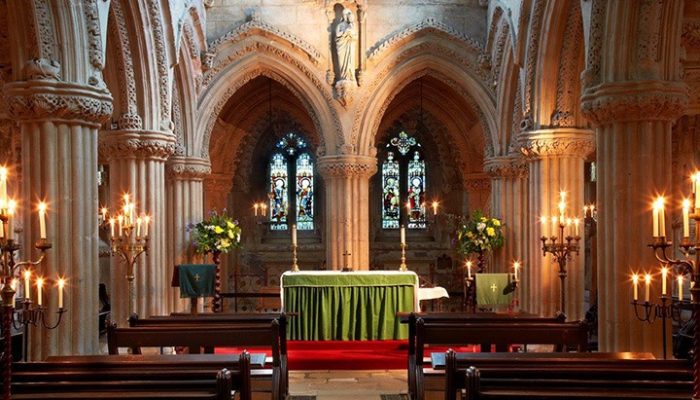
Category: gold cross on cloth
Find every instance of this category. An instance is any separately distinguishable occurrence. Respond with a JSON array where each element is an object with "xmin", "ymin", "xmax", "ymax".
[
  {"xmin": 194, "ymin": 273, "xmax": 201, "ymax": 282},
  {"xmin": 490, "ymin": 283, "xmax": 498, "ymax": 292}
]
